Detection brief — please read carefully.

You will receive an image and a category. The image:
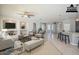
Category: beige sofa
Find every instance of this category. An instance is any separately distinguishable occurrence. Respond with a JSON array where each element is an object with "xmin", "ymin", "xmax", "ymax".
[
  {"xmin": 0, "ymin": 39, "xmax": 14, "ymax": 54},
  {"xmin": 24, "ymin": 38, "xmax": 44, "ymax": 51}
]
